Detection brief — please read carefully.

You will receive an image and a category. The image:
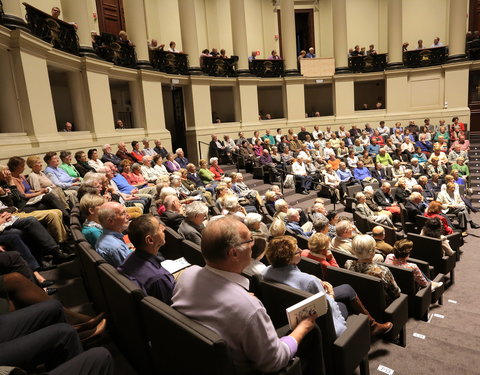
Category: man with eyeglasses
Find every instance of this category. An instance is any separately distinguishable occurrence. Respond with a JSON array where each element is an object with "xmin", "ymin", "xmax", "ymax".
[{"xmin": 172, "ymin": 217, "xmax": 320, "ymax": 374}]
